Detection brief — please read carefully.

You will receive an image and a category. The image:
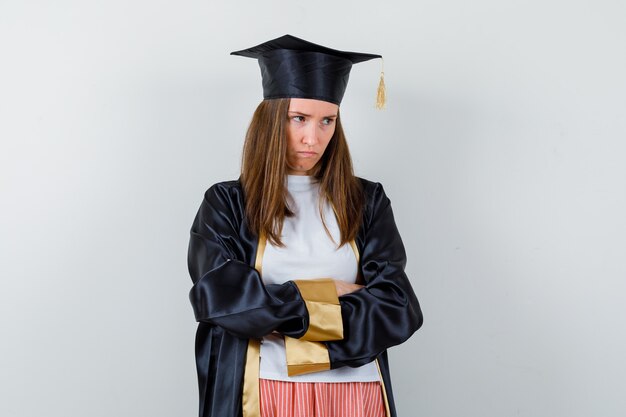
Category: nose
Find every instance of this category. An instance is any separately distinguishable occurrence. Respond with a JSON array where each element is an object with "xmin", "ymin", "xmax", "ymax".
[{"xmin": 302, "ymin": 123, "xmax": 319, "ymax": 146}]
